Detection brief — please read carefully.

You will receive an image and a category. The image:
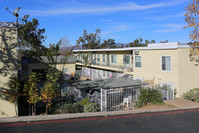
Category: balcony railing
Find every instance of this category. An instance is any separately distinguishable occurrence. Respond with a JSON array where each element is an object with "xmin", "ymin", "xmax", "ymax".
[{"xmin": 77, "ymin": 59, "xmax": 133, "ymax": 72}]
